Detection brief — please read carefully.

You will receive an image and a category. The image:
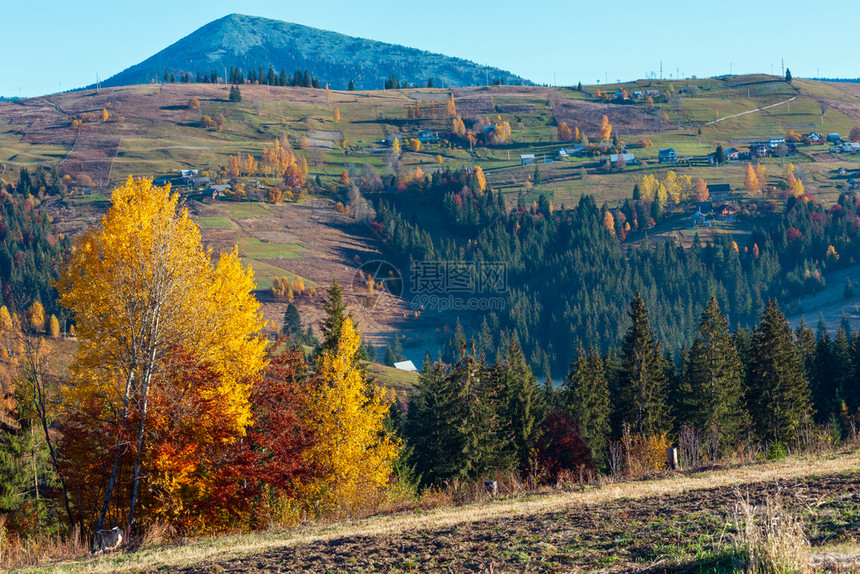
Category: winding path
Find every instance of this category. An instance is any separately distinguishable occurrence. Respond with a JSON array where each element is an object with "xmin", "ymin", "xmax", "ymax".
[{"xmin": 704, "ymin": 95, "xmax": 798, "ymax": 125}]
